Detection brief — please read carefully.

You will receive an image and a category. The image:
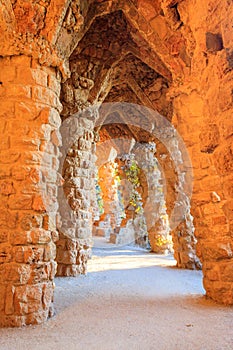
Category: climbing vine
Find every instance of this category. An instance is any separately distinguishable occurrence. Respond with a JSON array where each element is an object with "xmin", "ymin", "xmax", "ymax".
[
  {"xmin": 125, "ymin": 160, "xmax": 140, "ymax": 187},
  {"xmin": 124, "ymin": 159, "xmax": 143, "ymax": 214},
  {"xmin": 95, "ymin": 177, "xmax": 104, "ymax": 215}
]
